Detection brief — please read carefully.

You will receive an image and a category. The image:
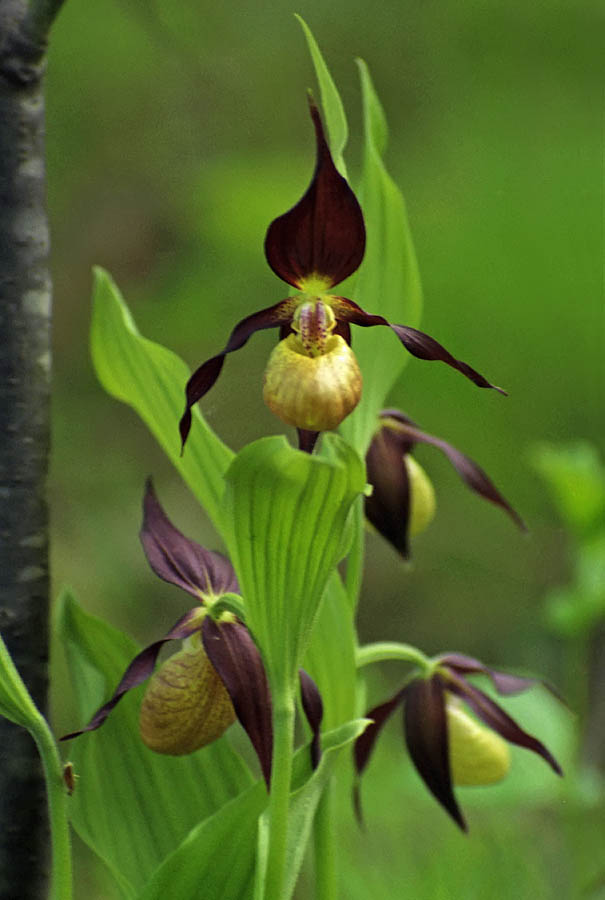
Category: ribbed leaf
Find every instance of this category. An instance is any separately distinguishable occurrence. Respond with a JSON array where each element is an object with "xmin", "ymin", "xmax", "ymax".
[
  {"xmin": 340, "ymin": 61, "xmax": 423, "ymax": 454},
  {"xmin": 0, "ymin": 631, "xmax": 41, "ymax": 730},
  {"xmin": 90, "ymin": 267, "xmax": 232, "ymax": 531},
  {"xmin": 56, "ymin": 589, "xmax": 252, "ymax": 897},
  {"xmin": 136, "ymin": 781, "xmax": 265, "ymax": 900},
  {"xmin": 221, "ymin": 434, "xmax": 365, "ymax": 684},
  {"xmin": 295, "ymin": 15, "xmax": 349, "ymax": 177},
  {"xmin": 282, "ymin": 717, "xmax": 369, "ymax": 899},
  {"xmin": 303, "ymin": 571, "xmax": 357, "ymax": 729},
  {"xmin": 136, "ymin": 718, "xmax": 367, "ymax": 900}
]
